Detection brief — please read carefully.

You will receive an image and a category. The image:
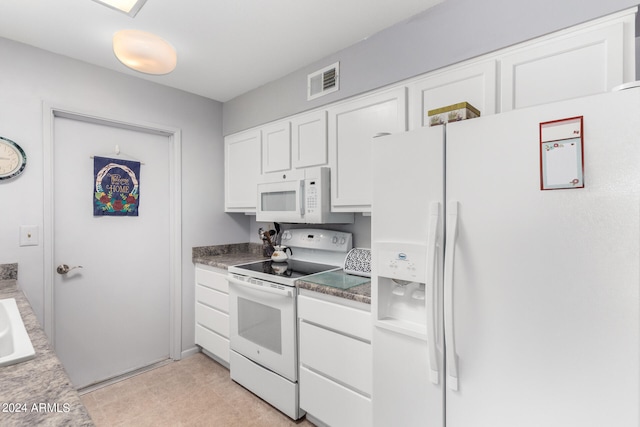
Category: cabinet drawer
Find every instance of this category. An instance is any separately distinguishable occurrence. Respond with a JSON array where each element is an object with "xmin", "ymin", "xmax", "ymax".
[
  {"xmin": 196, "ymin": 284, "xmax": 229, "ymax": 313},
  {"xmin": 195, "ymin": 267, "xmax": 229, "ymax": 293},
  {"xmin": 195, "ymin": 324, "xmax": 230, "ymax": 364},
  {"xmin": 300, "ymin": 366, "xmax": 372, "ymax": 427},
  {"xmin": 196, "ymin": 302, "xmax": 229, "ymax": 338},
  {"xmin": 298, "ymin": 294, "xmax": 371, "ymax": 341},
  {"xmin": 299, "ymin": 321, "xmax": 372, "ymax": 395}
]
